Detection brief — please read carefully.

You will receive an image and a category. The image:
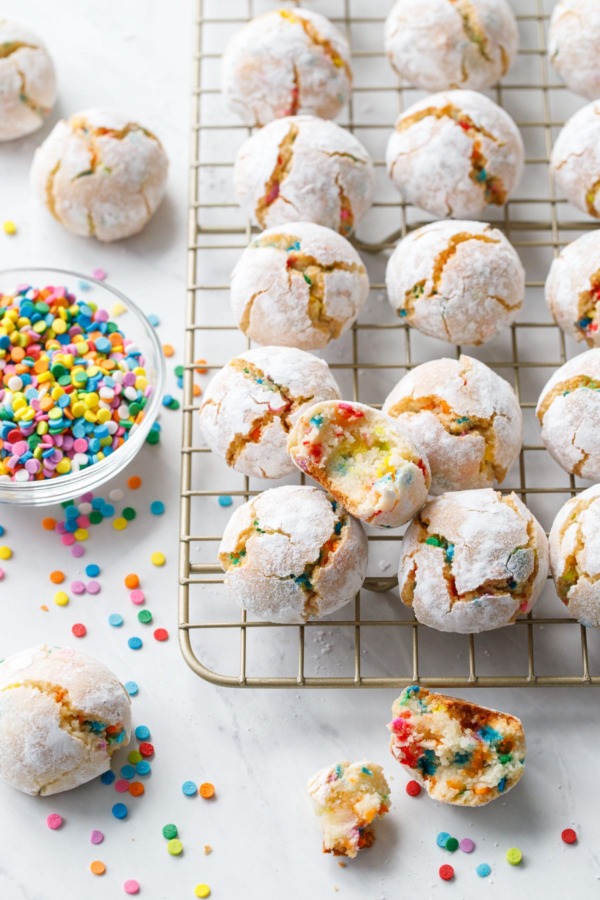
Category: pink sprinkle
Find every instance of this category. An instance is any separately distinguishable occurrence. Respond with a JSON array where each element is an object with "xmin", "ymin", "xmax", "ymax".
[
  {"xmin": 114, "ymin": 779, "xmax": 129, "ymax": 793},
  {"xmin": 92, "ymin": 268, "xmax": 107, "ymax": 281},
  {"xmin": 130, "ymin": 589, "xmax": 145, "ymax": 605},
  {"xmin": 124, "ymin": 880, "xmax": 140, "ymax": 895},
  {"xmin": 61, "ymin": 534, "xmax": 76, "ymax": 546},
  {"xmin": 71, "ymin": 545, "xmax": 85, "ymax": 559},
  {"xmin": 47, "ymin": 813, "xmax": 63, "ymax": 830},
  {"xmin": 90, "ymin": 829, "xmax": 104, "ymax": 845},
  {"xmin": 87, "ymin": 580, "xmax": 101, "ymax": 594},
  {"xmin": 71, "ymin": 581, "xmax": 86, "ymax": 595},
  {"xmin": 0, "ymin": 568, "xmax": 4, "ymax": 581},
  {"xmin": 460, "ymin": 838, "xmax": 475, "ymax": 853},
  {"xmin": 80, "ymin": 492, "xmax": 94, "ymax": 502}
]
